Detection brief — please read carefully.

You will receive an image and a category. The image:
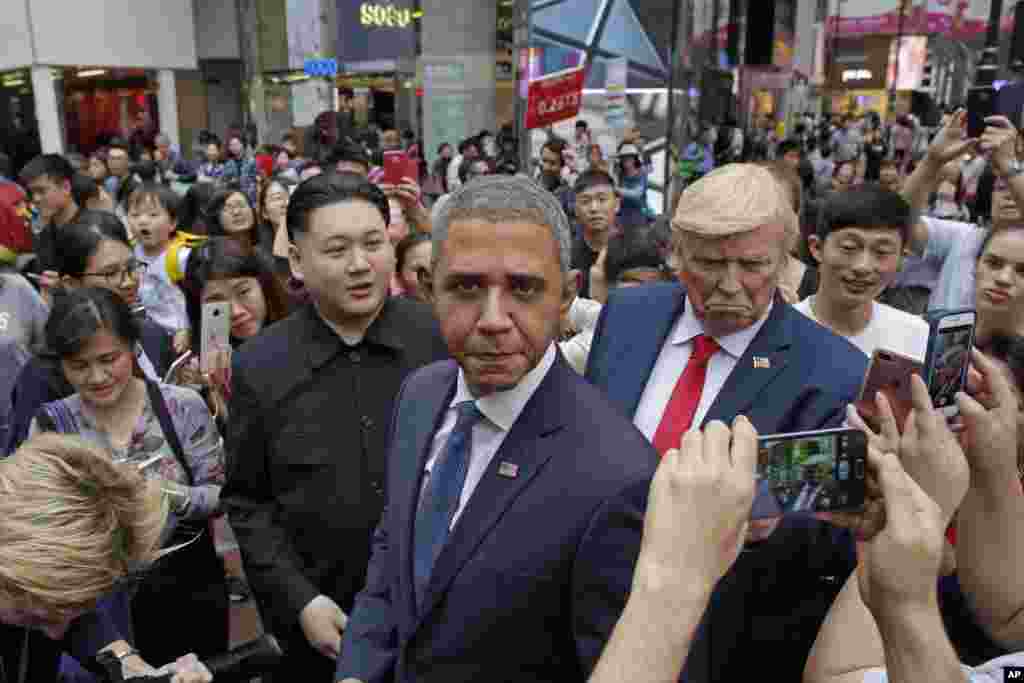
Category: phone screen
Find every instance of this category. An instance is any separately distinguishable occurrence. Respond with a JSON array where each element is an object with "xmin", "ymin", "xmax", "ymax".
[
  {"xmin": 927, "ymin": 323, "xmax": 973, "ymax": 410},
  {"xmin": 966, "ymin": 86, "xmax": 997, "ymax": 138},
  {"xmin": 757, "ymin": 429, "xmax": 867, "ymax": 513}
]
